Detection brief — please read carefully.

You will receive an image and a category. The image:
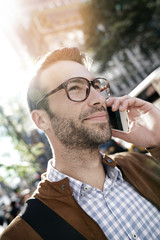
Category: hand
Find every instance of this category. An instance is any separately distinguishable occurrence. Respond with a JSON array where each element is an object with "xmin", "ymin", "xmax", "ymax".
[{"xmin": 106, "ymin": 96, "xmax": 160, "ymax": 148}]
